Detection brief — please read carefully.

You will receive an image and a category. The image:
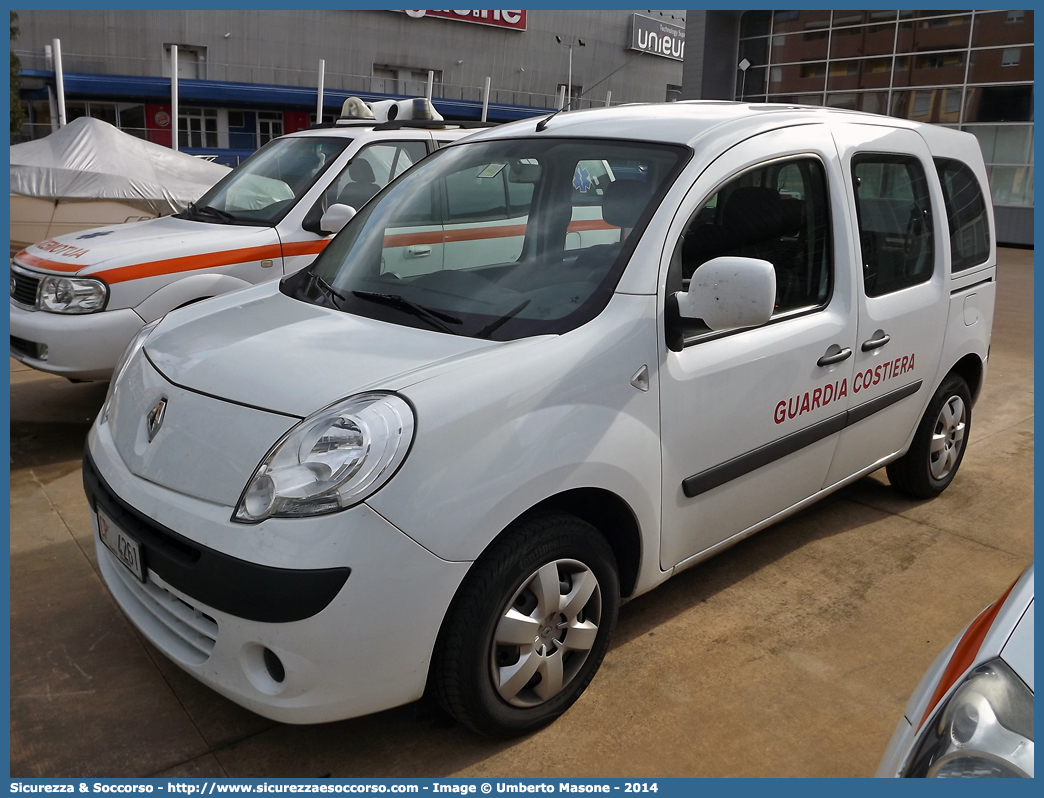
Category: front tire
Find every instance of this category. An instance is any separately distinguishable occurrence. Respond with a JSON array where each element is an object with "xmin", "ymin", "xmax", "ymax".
[
  {"xmin": 887, "ymin": 373, "xmax": 972, "ymax": 498},
  {"xmin": 432, "ymin": 513, "xmax": 619, "ymax": 738}
]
